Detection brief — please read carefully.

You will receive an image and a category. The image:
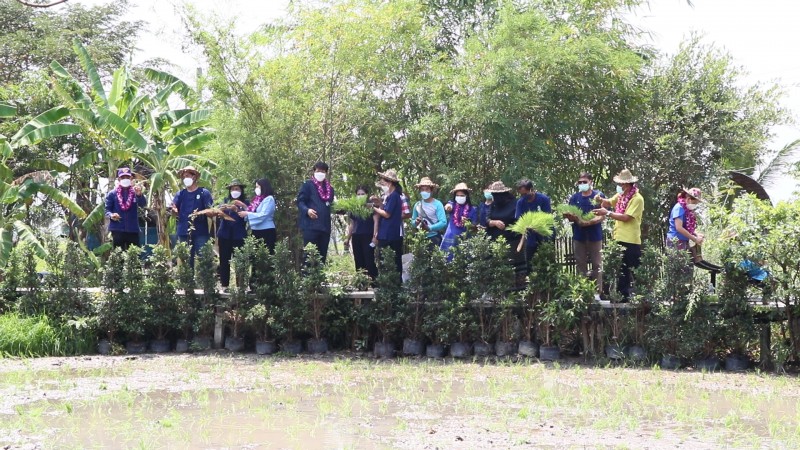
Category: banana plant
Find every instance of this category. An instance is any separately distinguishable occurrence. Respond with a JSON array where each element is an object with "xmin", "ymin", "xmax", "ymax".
[{"xmin": 49, "ymin": 40, "xmax": 217, "ymax": 250}]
